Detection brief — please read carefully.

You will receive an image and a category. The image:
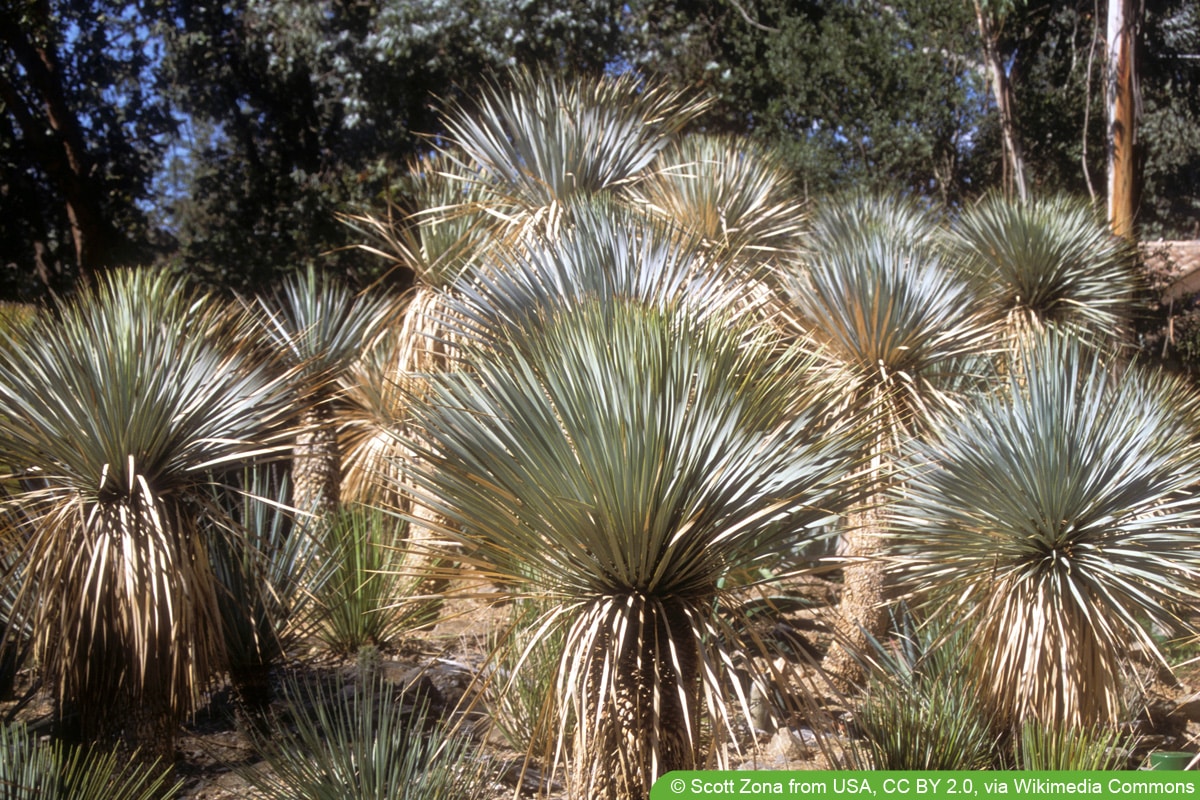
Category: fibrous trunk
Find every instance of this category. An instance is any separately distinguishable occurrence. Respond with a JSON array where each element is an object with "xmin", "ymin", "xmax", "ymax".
[
  {"xmin": 572, "ymin": 595, "xmax": 700, "ymax": 800},
  {"xmin": 293, "ymin": 403, "xmax": 340, "ymax": 518},
  {"xmin": 823, "ymin": 508, "xmax": 889, "ymax": 692}
]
